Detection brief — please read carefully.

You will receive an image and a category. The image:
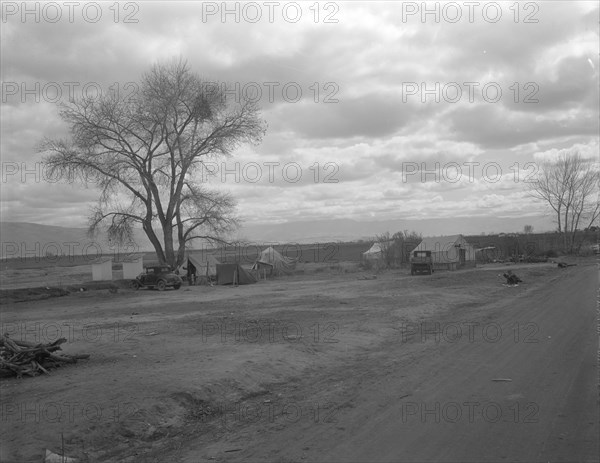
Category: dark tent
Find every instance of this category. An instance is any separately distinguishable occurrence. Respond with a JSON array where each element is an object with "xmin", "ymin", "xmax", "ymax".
[{"xmin": 216, "ymin": 264, "xmax": 257, "ymax": 285}]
